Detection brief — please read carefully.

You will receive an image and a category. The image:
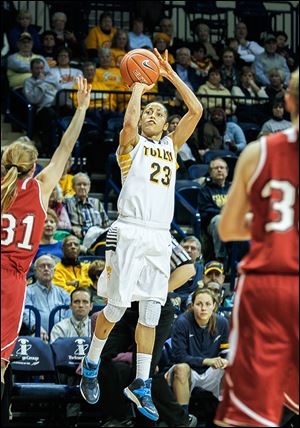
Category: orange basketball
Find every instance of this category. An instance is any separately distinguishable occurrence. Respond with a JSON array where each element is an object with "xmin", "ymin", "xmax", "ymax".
[{"xmin": 120, "ymin": 49, "xmax": 160, "ymax": 87}]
